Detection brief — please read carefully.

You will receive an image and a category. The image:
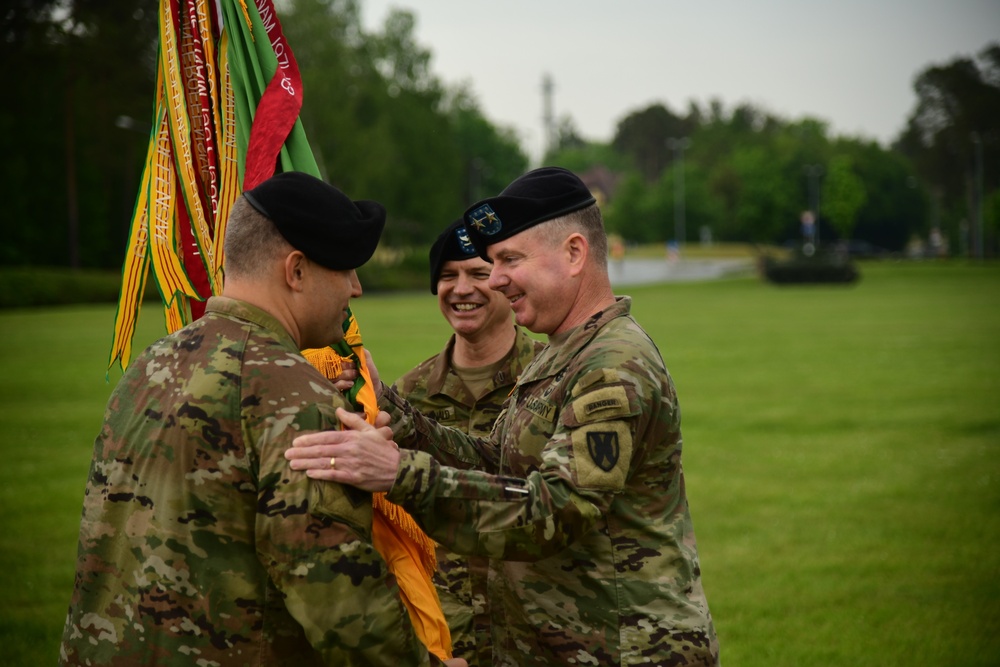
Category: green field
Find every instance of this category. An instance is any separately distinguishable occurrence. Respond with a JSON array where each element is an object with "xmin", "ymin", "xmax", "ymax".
[{"xmin": 1, "ymin": 261, "xmax": 998, "ymax": 665}]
